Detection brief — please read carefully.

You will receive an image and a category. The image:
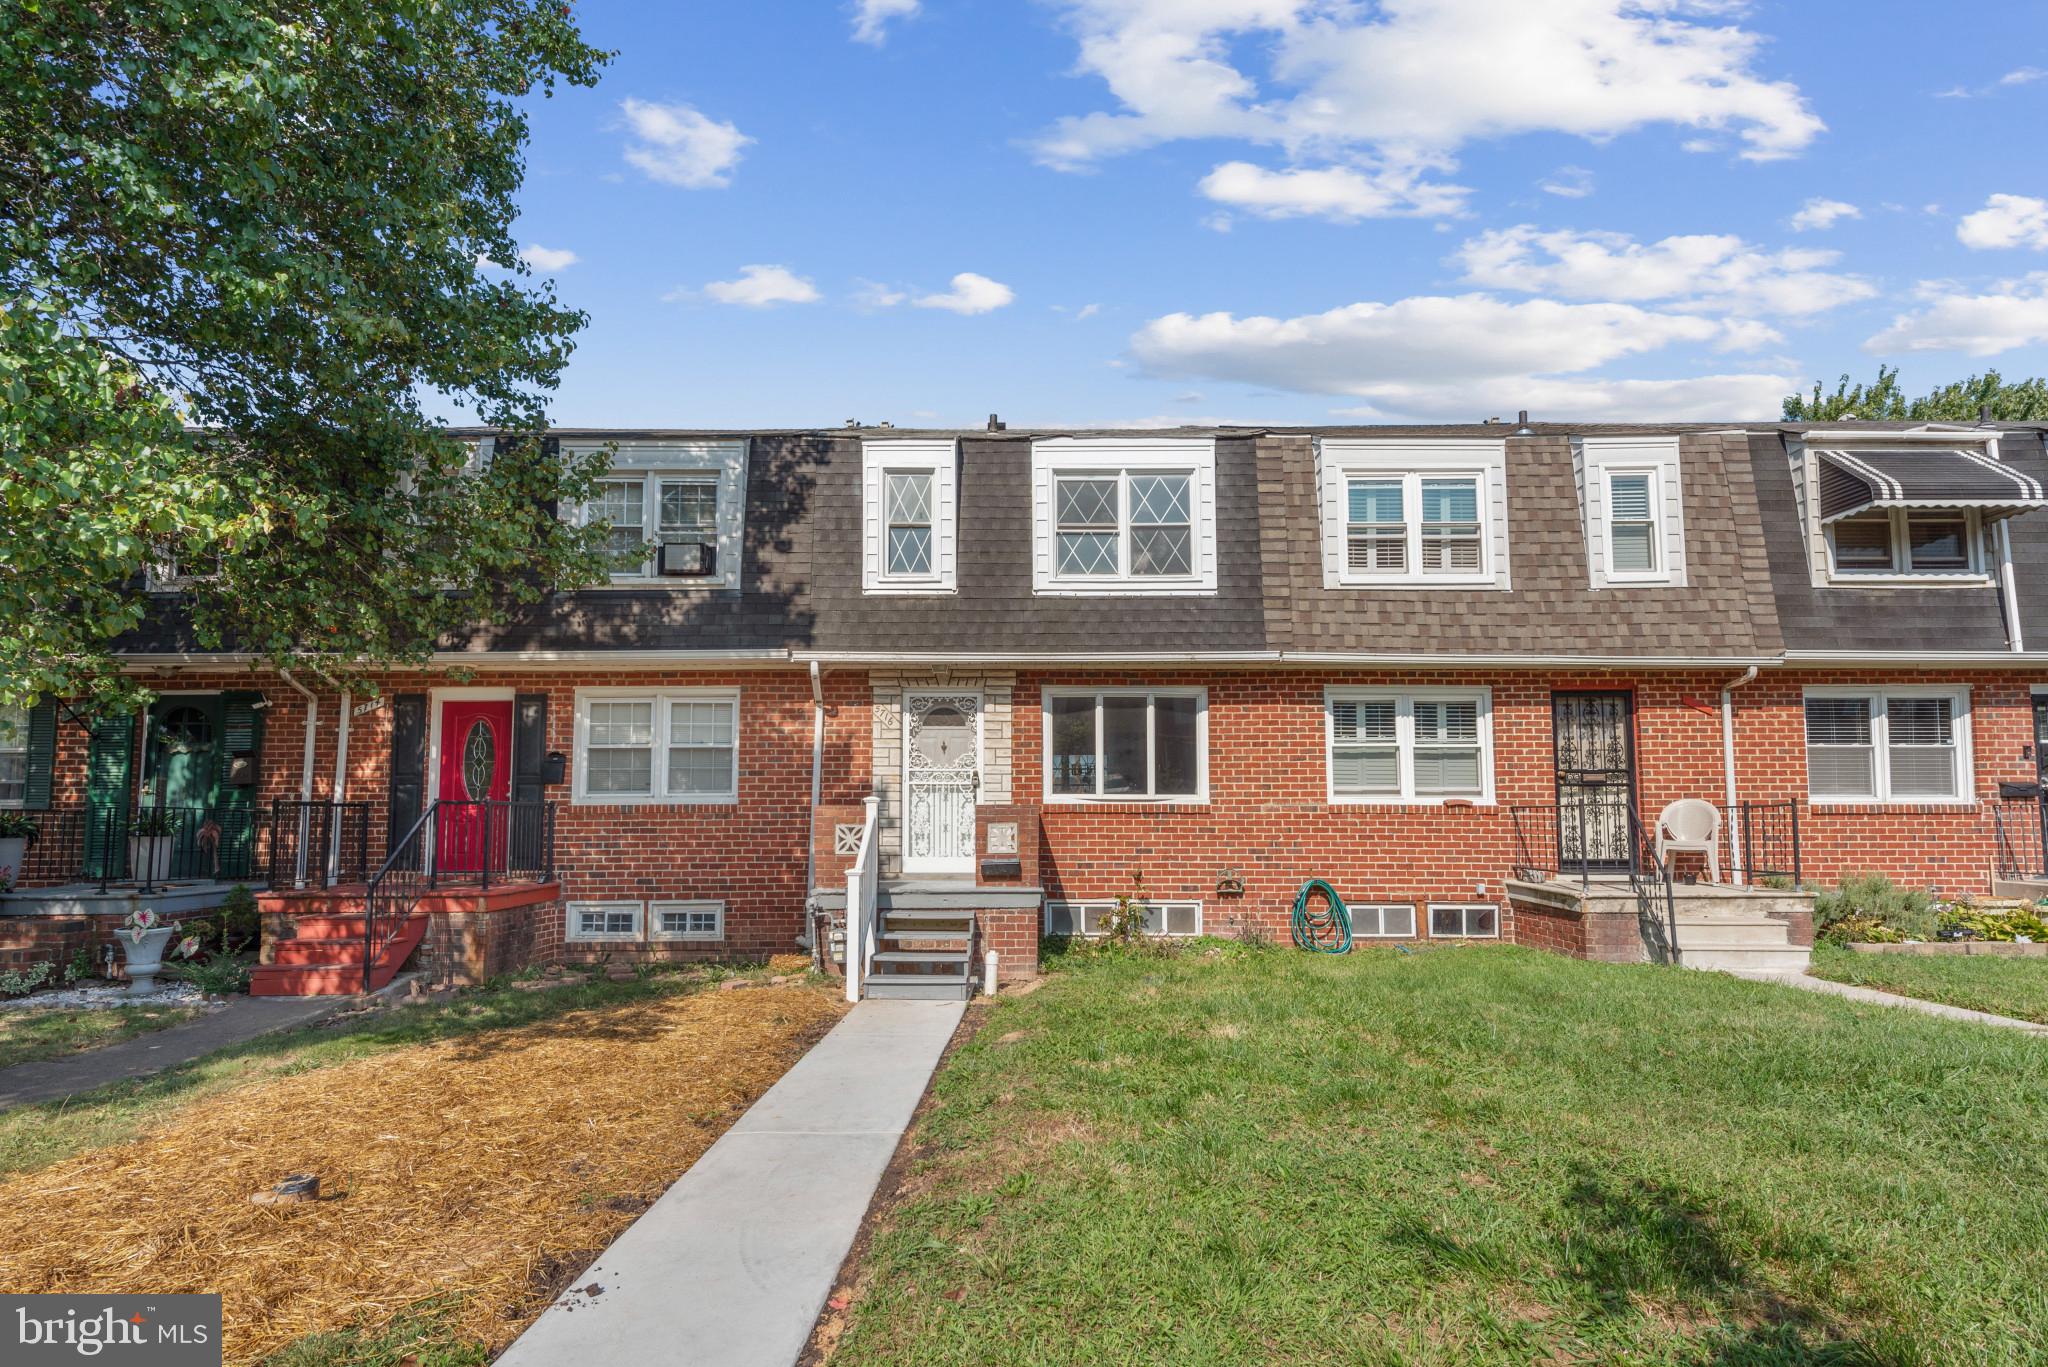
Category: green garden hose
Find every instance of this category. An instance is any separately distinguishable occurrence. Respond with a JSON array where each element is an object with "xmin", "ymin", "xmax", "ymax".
[{"xmin": 1291, "ymin": 879, "xmax": 1352, "ymax": 954}]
